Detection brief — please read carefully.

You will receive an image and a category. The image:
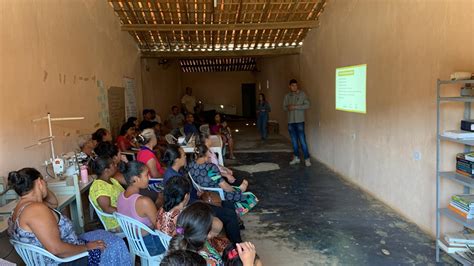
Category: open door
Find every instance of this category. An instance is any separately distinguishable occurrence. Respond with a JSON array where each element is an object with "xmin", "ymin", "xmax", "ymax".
[{"xmin": 242, "ymin": 83, "xmax": 256, "ymax": 118}]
